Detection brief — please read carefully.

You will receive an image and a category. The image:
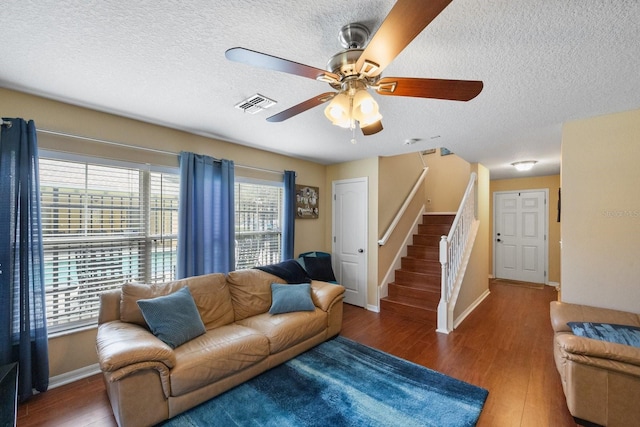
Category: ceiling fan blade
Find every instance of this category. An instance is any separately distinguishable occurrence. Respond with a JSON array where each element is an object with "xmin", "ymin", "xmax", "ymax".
[
  {"xmin": 361, "ymin": 120, "xmax": 384, "ymax": 136},
  {"xmin": 226, "ymin": 47, "xmax": 339, "ymax": 83},
  {"xmin": 376, "ymin": 77, "xmax": 483, "ymax": 101},
  {"xmin": 266, "ymin": 92, "xmax": 336, "ymax": 123},
  {"xmin": 356, "ymin": 0, "xmax": 453, "ymax": 77}
]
